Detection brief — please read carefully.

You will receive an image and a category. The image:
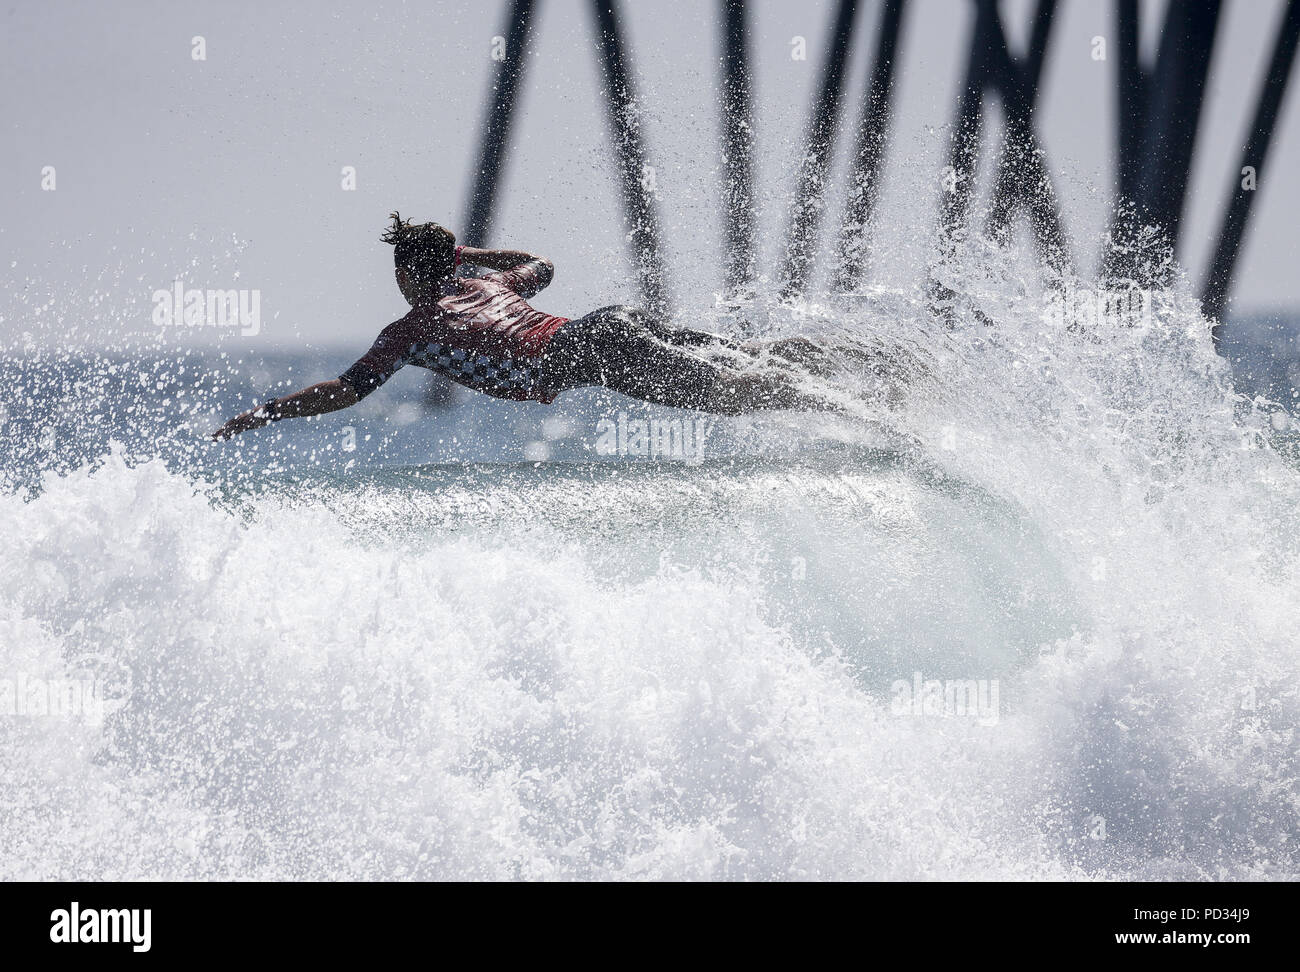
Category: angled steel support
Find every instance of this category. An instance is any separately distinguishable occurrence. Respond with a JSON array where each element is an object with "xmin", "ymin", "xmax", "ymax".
[
  {"xmin": 926, "ymin": 0, "xmax": 998, "ymax": 322},
  {"xmin": 836, "ymin": 0, "xmax": 908, "ymax": 291},
  {"xmin": 983, "ymin": 0, "xmax": 1070, "ymax": 274},
  {"xmin": 1137, "ymin": 0, "xmax": 1222, "ymax": 249},
  {"xmin": 590, "ymin": 0, "xmax": 671, "ymax": 314},
  {"xmin": 1105, "ymin": 0, "xmax": 1223, "ymax": 283},
  {"xmin": 1204, "ymin": 0, "xmax": 1300, "ymax": 340},
  {"xmin": 462, "ymin": 0, "xmax": 539, "ymax": 246},
  {"xmin": 1113, "ymin": 0, "xmax": 1147, "ymax": 209},
  {"xmin": 937, "ymin": 0, "xmax": 998, "ymax": 241},
  {"xmin": 927, "ymin": 0, "xmax": 1071, "ymax": 321},
  {"xmin": 781, "ymin": 0, "xmax": 862, "ymax": 297},
  {"xmin": 720, "ymin": 0, "xmax": 756, "ymax": 292}
]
